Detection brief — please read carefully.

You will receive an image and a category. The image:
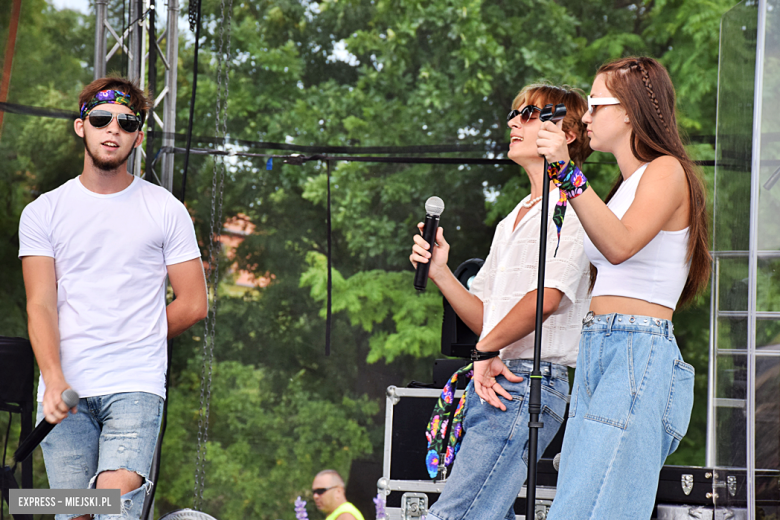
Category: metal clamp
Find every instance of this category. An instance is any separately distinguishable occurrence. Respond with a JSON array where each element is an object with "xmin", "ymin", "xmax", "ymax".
[
  {"xmin": 401, "ymin": 493, "xmax": 428, "ymax": 520},
  {"xmin": 727, "ymin": 475, "xmax": 737, "ymax": 497},
  {"xmin": 681, "ymin": 474, "xmax": 693, "ymax": 496}
]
